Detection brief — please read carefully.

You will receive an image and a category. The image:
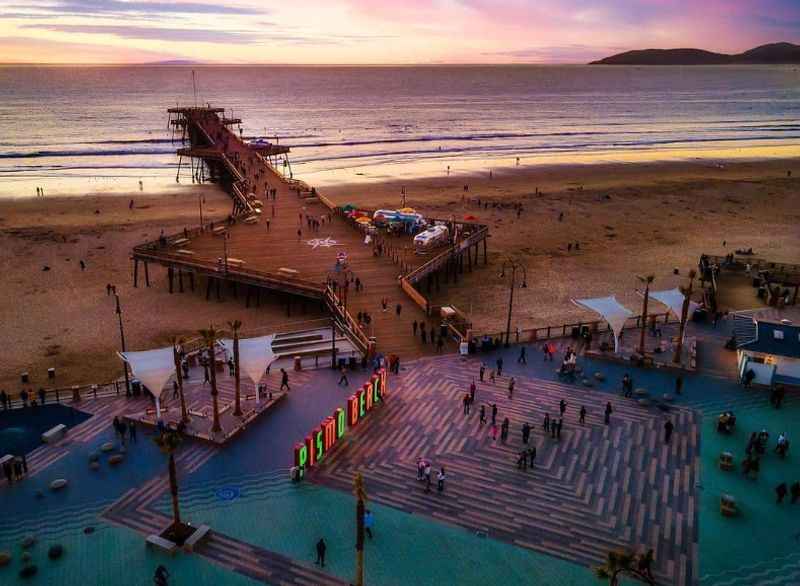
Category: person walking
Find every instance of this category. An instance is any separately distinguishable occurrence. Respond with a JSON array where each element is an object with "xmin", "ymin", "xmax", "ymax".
[
  {"xmin": 675, "ymin": 375, "xmax": 684, "ymax": 395},
  {"xmin": 413, "ymin": 320, "xmax": 418, "ymax": 336},
  {"xmin": 437, "ymin": 467, "xmax": 446, "ymax": 493},
  {"xmin": 776, "ymin": 482, "xmax": 788, "ymax": 504},
  {"xmin": 508, "ymin": 377, "xmax": 515, "ymax": 399},
  {"xmin": 479, "ymin": 364, "xmax": 485, "ymax": 382},
  {"xmin": 424, "ymin": 462, "xmax": 432, "ymax": 493},
  {"xmin": 528, "ymin": 446, "xmax": 536, "ymax": 469},
  {"xmin": 469, "ymin": 379, "xmax": 476, "ymax": 405},
  {"xmin": 491, "ymin": 403, "xmax": 498, "ymax": 425},
  {"xmin": 489, "ymin": 369, "xmax": 496, "ymax": 385},
  {"xmin": 280, "ymin": 368, "xmax": 290, "ymax": 391},
  {"xmin": 664, "ymin": 419, "xmax": 674, "ymax": 444},
  {"xmin": 396, "ymin": 303, "xmax": 402, "ymax": 317},
  {"xmin": 579, "ymin": 405, "xmax": 586, "ymax": 425},
  {"xmin": 129, "ymin": 420, "xmax": 137, "ymax": 443},
  {"xmin": 479, "ymin": 404, "xmax": 486, "ymax": 425},
  {"xmin": 462, "ymin": 393, "xmax": 470, "ymax": 415},
  {"xmin": 518, "ymin": 449, "xmax": 528, "ymax": 470},
  {"xmin": 556, "ymin": 419, "xmax": 563, "ymax": 439},
  {"xmin": 501, "ymin": 418, "xmax": 509, "ymax": 443},
  {"xmin": 364, "ymin": 510, "xmax": 374, "ymax": 539},
  {"xmin": 790, "ymin": 481, "xmax": 800, "ymax": 504},
  {"xmin": 496, "ymin": 357, "xmax": 504, "ymax": 377},
  {"xmin": 522, "ymin": 422, "xmax": 530, "ymax": 444},
  {"xmin": 559, "ymin": 398, "xmax": 567, "ymax": 417},
  {"xmin": 604, "ymin": 402, "xmax": 613, "ymax": 425},
  {"xmin": 315, "ymin": 538, "xmax": 327, "ymax": 567},
  {"xmin": 338, "ymin": 367, "xmax": 349, "ymax": 386},
  {"xmin": 543, "ymin": 412, "xmax": 550, "ymax": 432},
  {"xmin": 518, "ymin": 346, "xmax": 527, "ymax": 364}
]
